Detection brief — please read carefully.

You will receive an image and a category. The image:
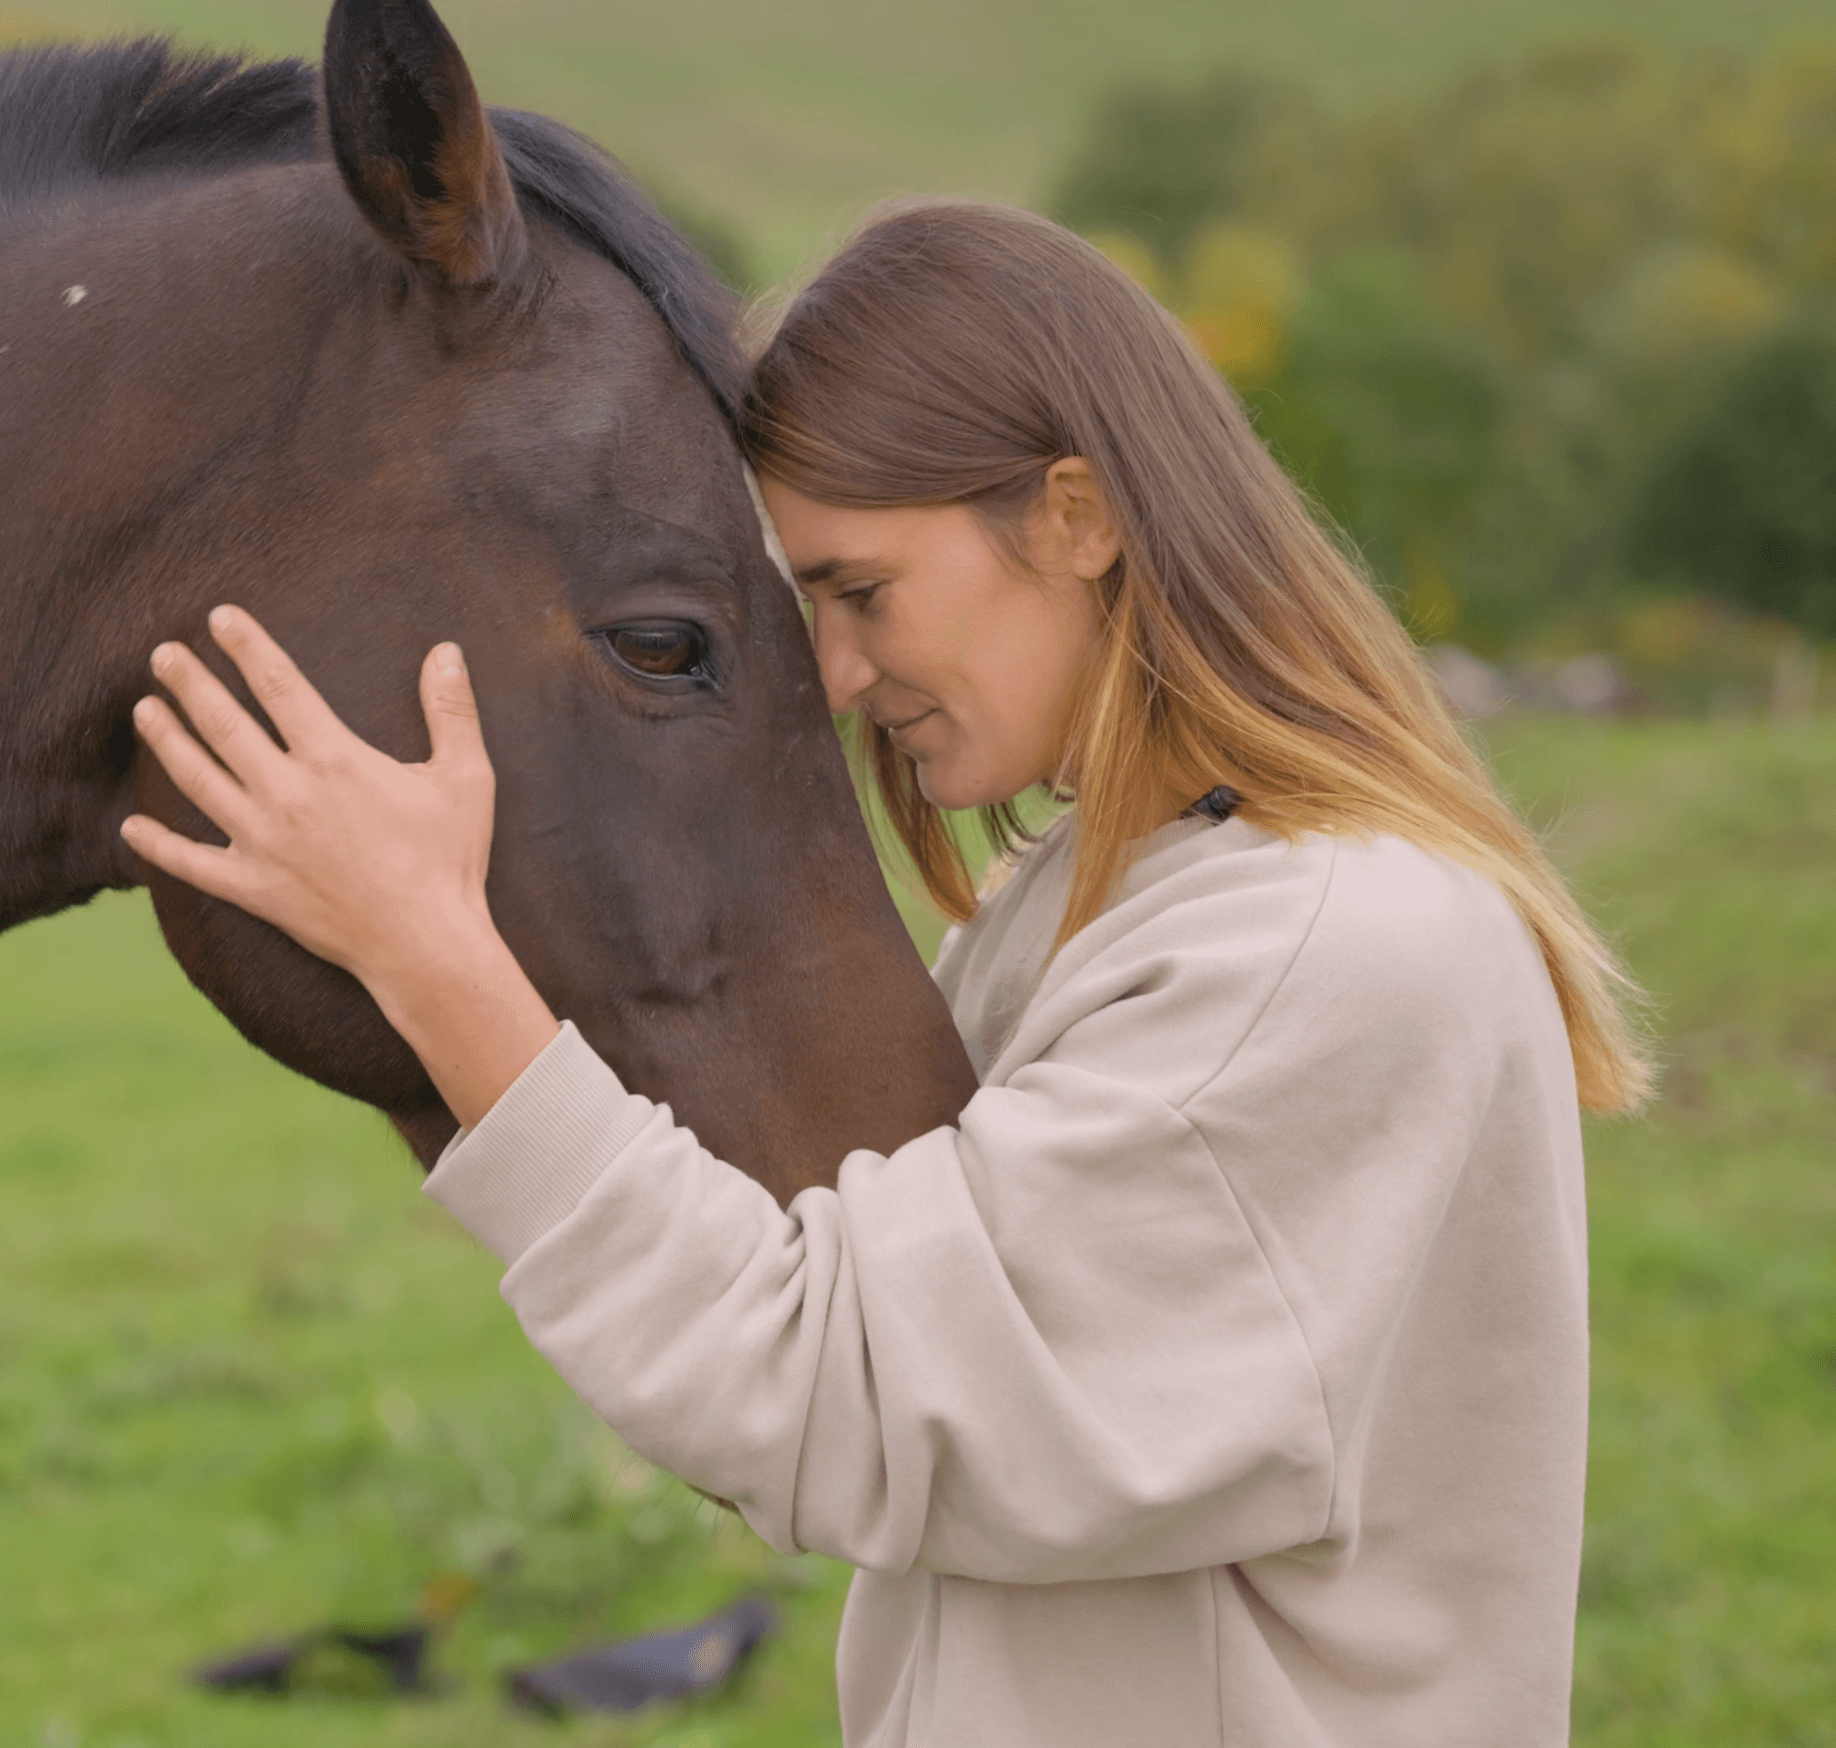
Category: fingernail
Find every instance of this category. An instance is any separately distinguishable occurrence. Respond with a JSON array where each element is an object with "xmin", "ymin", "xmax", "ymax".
[
  {"xmin": 133, "ymin": 697, "xmax": 156, "ymax": 726},
  {"xmin": 209, "ymin": 605, "xmax": 235, "ymax": 634},
  {"xmin": 436, "ymin": 643, "xmax": 466, "ymax": 675},
  {"xmin": 149, "ymin": 645, "xmax": 175, "ymax": 676}
]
